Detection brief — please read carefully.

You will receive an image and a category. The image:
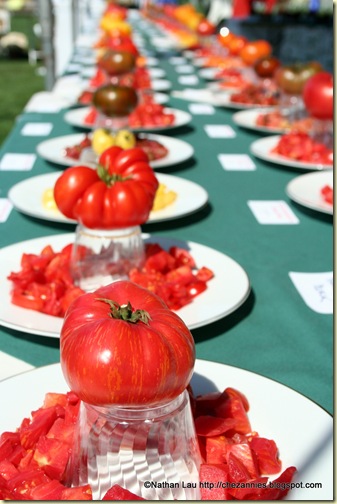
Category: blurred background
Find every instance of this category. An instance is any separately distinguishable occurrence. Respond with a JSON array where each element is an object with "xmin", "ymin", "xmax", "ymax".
[{"xmin": 0, "ymin": 0, "xmax": 333, "ymax": 144}]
